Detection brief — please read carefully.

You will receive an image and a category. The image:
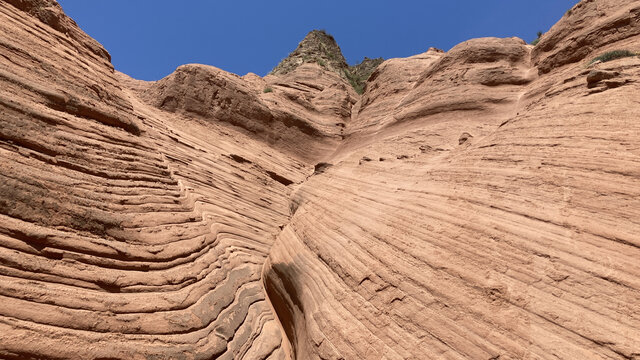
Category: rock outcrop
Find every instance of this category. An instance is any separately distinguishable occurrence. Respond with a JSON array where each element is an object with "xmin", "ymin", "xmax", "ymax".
[
  {"xmin": 1, "ymin": 0, "xmax": 639, "ymax": 359},
  {"xmin": 270, "ymin": 30, "xmax": 384, "ymax": 94},
  {"xmin": 346, "ymin": 57, "xmax": 385, "ymax": 94},
  {"xmin": 270, "ymin": 30, "xmax": 350, "ymax": 78}
]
